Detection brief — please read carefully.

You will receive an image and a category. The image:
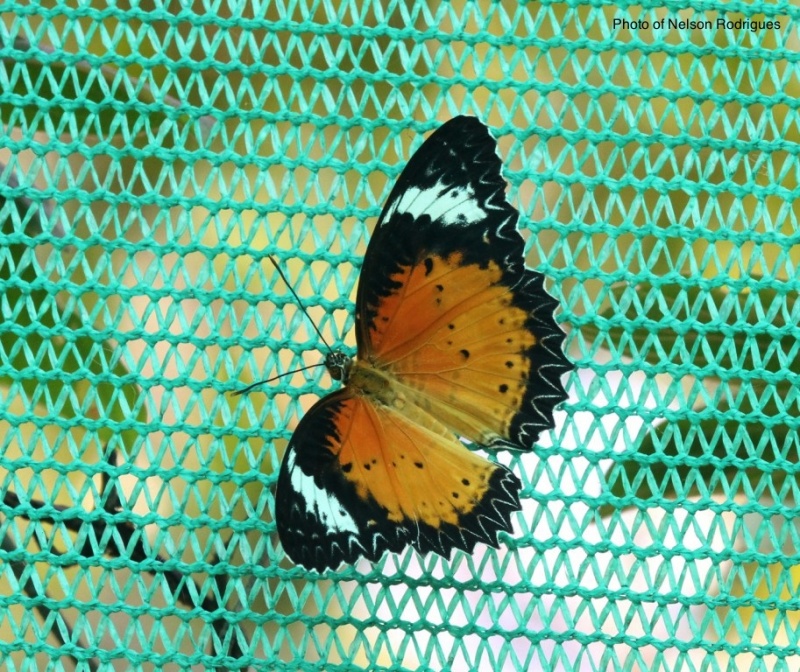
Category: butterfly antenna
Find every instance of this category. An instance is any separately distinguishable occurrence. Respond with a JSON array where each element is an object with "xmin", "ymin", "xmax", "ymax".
[
  {"xmin": 268, "ymin": 255, "xmax": 334, "ymax": 354},
  {"xmin": 232, "ymin": 362, "xmax": 328, "ymax": 396},
  {"xmin": 233, "ymin": 255, "xmax": 336, "ymax": 396}
]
